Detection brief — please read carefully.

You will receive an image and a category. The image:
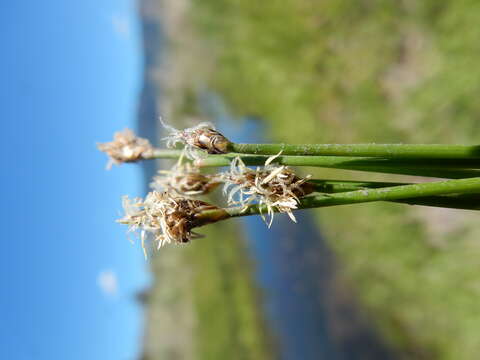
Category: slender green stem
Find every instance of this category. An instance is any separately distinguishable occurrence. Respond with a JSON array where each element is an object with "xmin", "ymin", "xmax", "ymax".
[
  {"xmin": 394, "ymin": 194, "xmax": 480, "ymax": 210},
  {"xmin": 146, "ymin": 149, "xmax": 186, "ymax": 160},
  {"xmin": 196, "ymin": 154, "xmax": 480, "ymax": 179},
  {"xmin": 141, "ymin": 148, "xmax": 480, "ymax": 185},
  {"xmin": 308, "ymin": 179, "xmax": 406, "ymax": 193},
  {"xmin": 308, "ymin": 179, "xmax": 480, "ymax": 210},
  {"xmin": 243, "ymin": 177, "xmax": 480, "ymax": 214},
  {"xmin": 229, "ymin": 143, "xmax": 480, "ymax": 159},
  {"xmin": 143, "ymin": 149, "xmax": 480, "ymax": 178},
  {"xmin": 195, "ymin": 177, "xmax": 480, "ymax": 225}
]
